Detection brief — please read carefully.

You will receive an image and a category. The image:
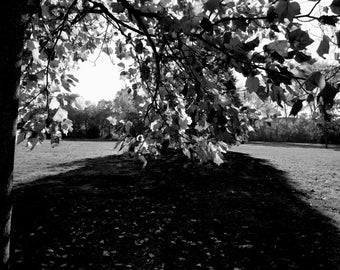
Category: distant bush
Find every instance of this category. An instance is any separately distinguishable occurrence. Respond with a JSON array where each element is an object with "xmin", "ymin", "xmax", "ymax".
[{"xmin": 250, "ymin": 118, "xmax": 340, "ymax": 145}]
